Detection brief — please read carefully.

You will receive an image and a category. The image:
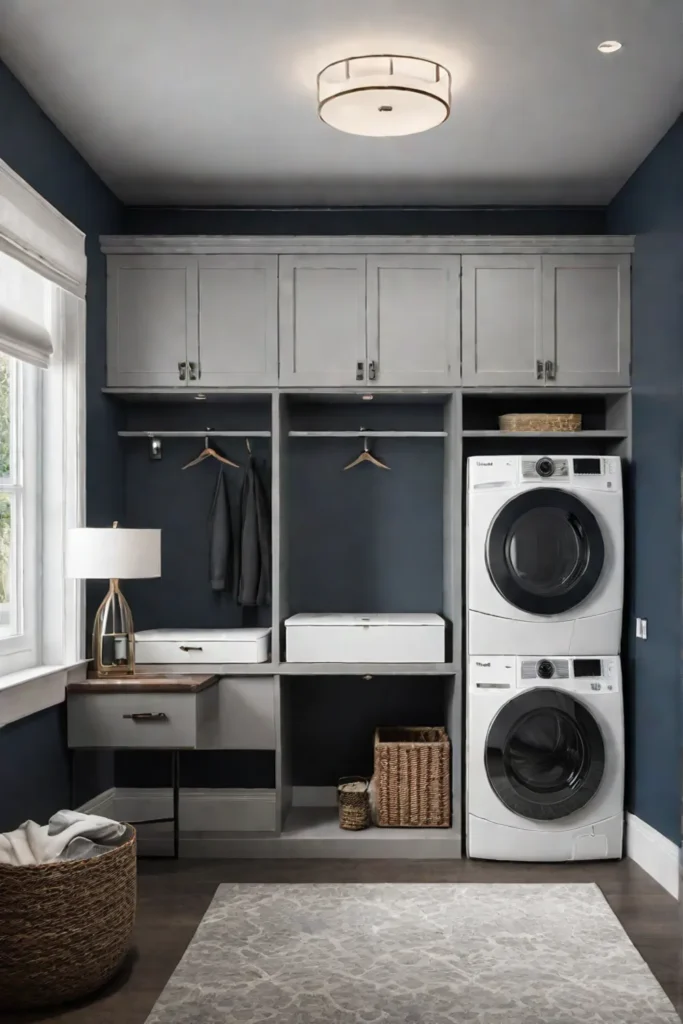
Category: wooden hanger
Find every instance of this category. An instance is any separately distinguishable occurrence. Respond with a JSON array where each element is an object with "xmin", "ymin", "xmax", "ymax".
[
  {"xmin": 182, "ymin": 435, "xmax": 240, "ymax": 470},
  {"xmin": 343, "ymin": 434, "xmax": 390, "ymax": 472}
]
